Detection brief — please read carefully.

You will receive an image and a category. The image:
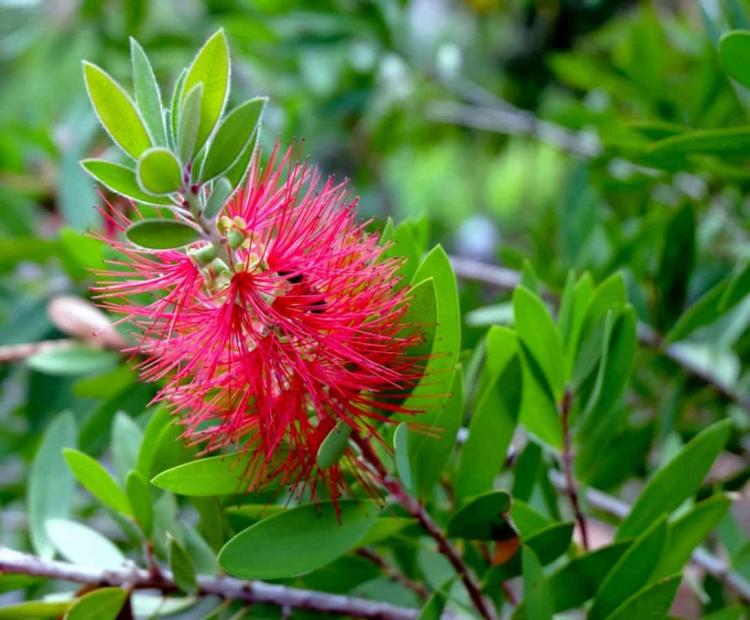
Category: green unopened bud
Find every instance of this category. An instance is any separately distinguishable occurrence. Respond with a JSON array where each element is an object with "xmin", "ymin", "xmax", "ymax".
[
  {"xmin": 189, "ymin": 244, "xmax": 217, "ymax": 266},
  {"xmin": 227, "ymin": 229, "xmax": 245, "ymax": 250},
  {"xmin": 208, "ymin": 257, "xmax": 230, "ymax": 275}
]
